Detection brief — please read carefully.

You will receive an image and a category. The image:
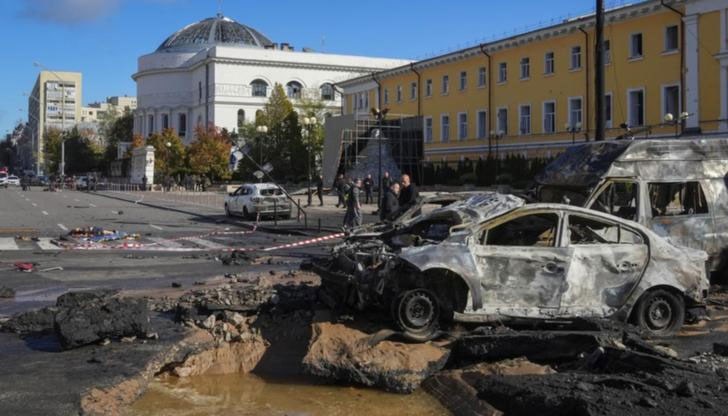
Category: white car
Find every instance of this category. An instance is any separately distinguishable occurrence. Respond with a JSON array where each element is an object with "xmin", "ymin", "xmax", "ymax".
[
  {"xmin": 6, "ymin": 176, "xmax": 20, "ymax": 186},
  {"xmin": 225, "ymin": 183, "xmax": 292, "ymax": 220}
]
